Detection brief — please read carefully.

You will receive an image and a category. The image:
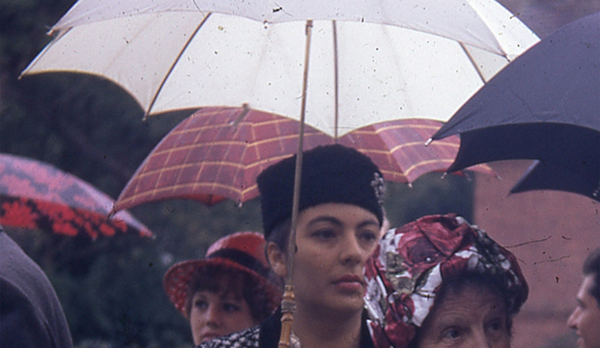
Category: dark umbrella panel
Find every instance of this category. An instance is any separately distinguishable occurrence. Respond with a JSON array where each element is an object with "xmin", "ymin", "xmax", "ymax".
[
  {"xmin": 430, "ymin": 12, "xmax": 600, "ymax": 200},
  {"xmin": 510, "ymin": 159, "xmax": 600, "ymax": 201}
]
